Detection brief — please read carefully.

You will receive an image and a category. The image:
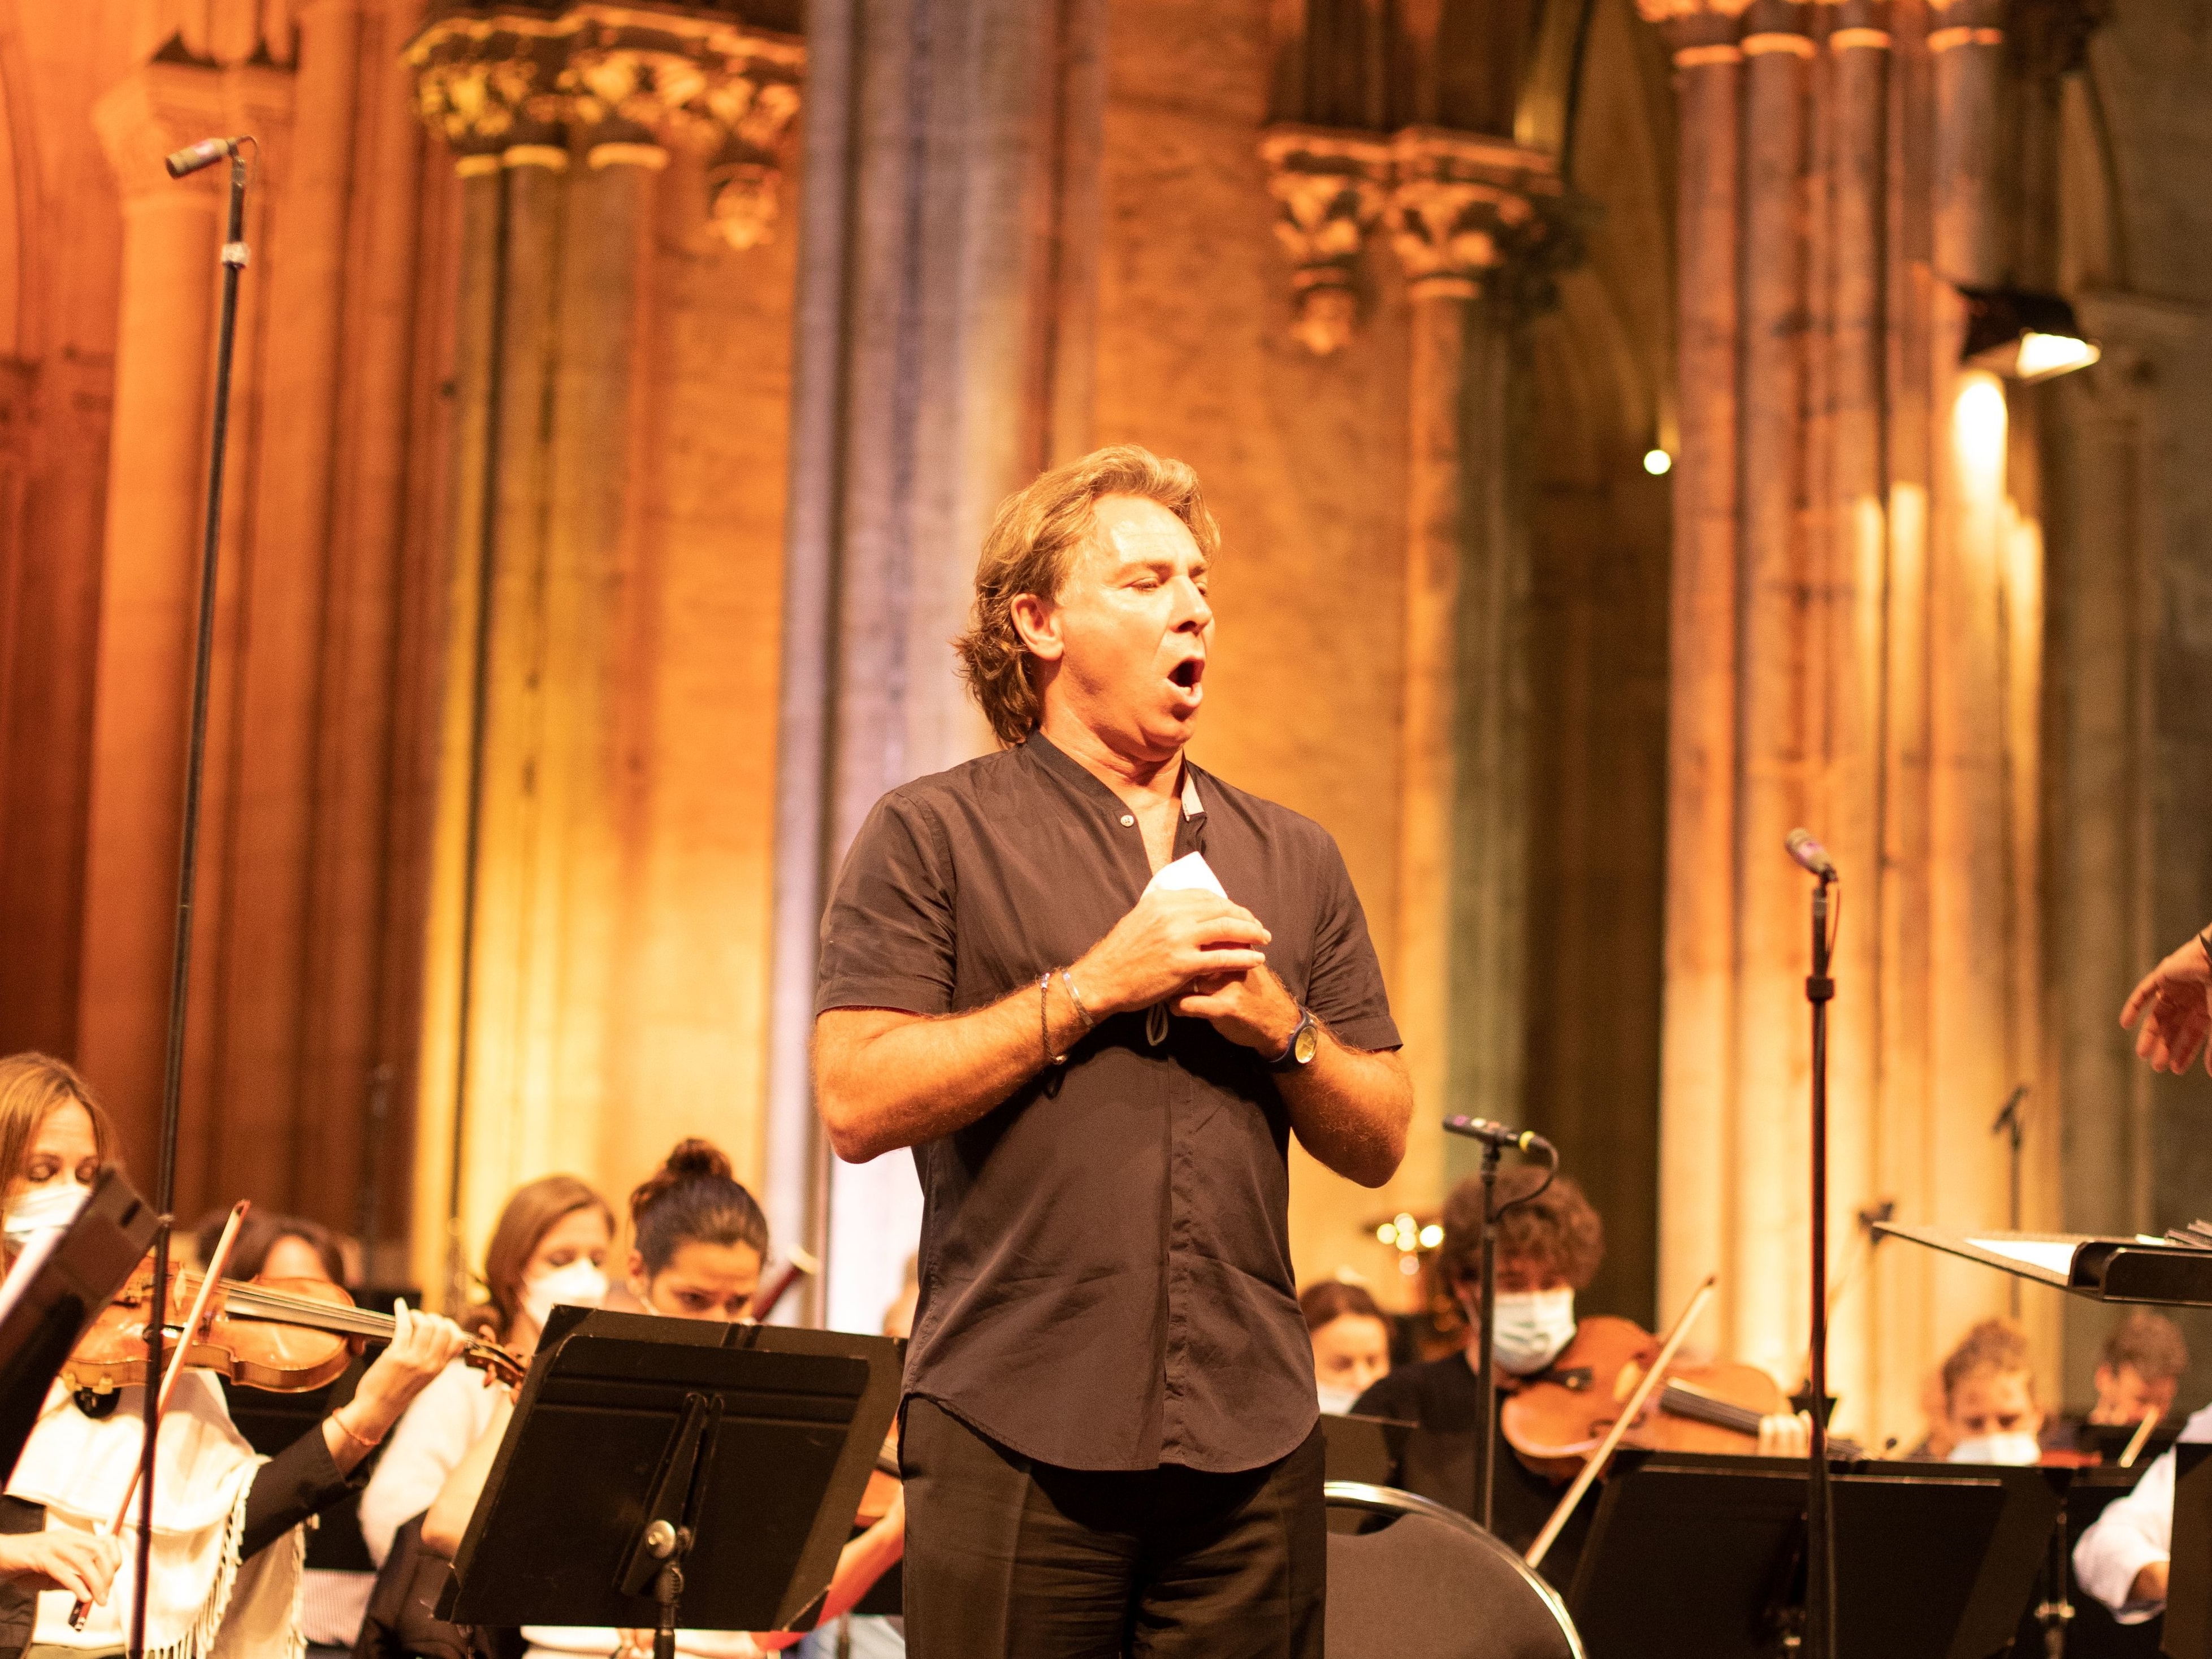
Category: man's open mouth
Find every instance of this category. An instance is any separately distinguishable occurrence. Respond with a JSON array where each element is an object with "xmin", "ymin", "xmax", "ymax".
[{"xmin": 1168, "ymin": 659, "xmax": 1205, "ymax": 692}]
